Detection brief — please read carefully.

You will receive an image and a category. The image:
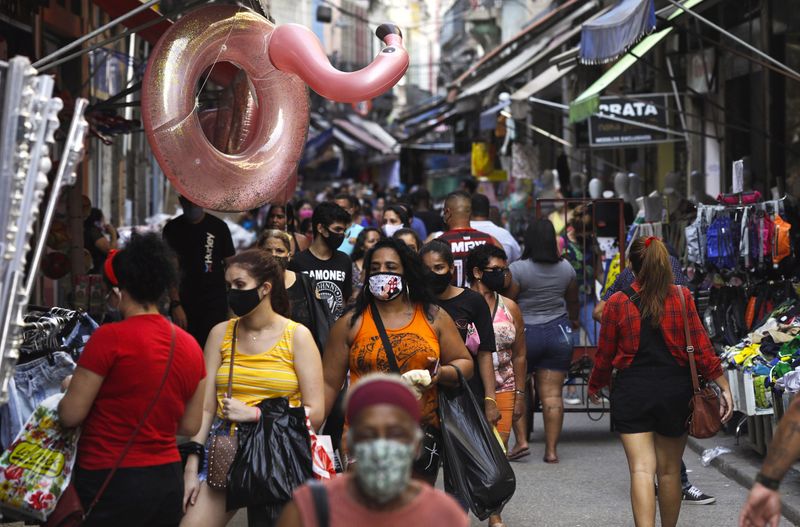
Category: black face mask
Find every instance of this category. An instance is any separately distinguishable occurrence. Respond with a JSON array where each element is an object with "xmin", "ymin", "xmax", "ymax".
[
  {"xmin": 227, "ymin": 287, "xmax": 262, "ymax": 317},
  {"xmin": 274, "ymin": 256, "xmax": 290, "ymax": 270},
  {"xmin": 323, "ymin": 229, "xmax": 345, "ymax": 250},
  {"xmin": 480, "ymin": 269, "xmax": 506, "ymax": 293},
  {"xmin": 428, "ymin": 269, "xmax": 452, "ymax": 295}
]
